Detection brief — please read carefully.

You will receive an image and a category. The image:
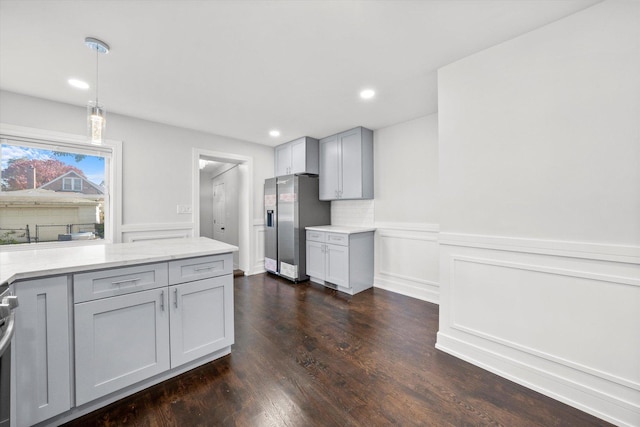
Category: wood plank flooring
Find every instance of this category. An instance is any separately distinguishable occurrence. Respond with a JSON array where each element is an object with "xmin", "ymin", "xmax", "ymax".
[{"xmin": 64, "ymin": 273, "xmax": 611, "ymax": 426}]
